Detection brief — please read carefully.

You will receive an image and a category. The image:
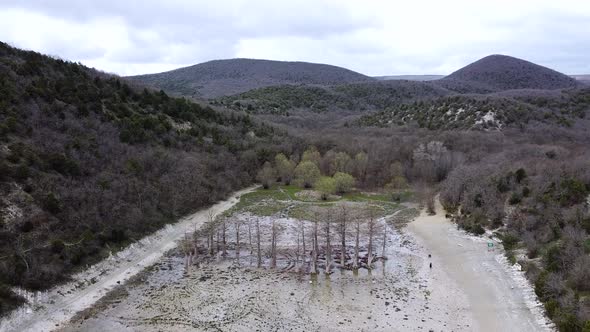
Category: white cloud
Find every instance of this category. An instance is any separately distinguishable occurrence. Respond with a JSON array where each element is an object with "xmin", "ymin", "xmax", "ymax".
[{"xmin": 0, "ymin": 0, "xmax": 588, "ymax": 76}]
